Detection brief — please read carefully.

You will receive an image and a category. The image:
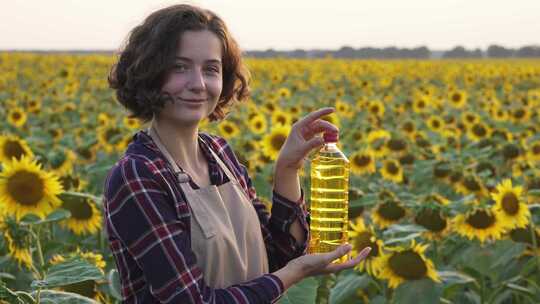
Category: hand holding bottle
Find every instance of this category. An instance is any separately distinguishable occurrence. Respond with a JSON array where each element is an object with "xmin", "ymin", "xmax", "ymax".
[
  {"xmin": 273, "ymin": 244, "xmax": 372, "ymax": 290},
  {"xmin": 275, "ymin": 107, "xmax": 339, "ymax": 171}
]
